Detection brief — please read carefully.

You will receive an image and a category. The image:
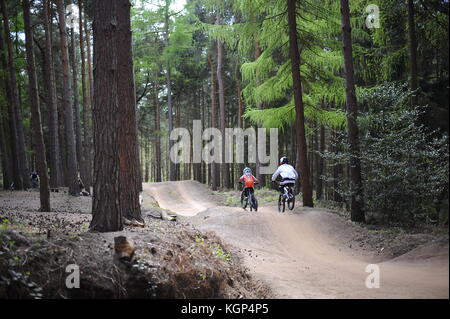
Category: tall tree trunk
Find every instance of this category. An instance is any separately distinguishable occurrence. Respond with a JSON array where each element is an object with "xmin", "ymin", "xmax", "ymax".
[
  {"xmin": 164, "ymin": 1, "xmax": 176, "ymax": 181},
  {"xmin": 287, "ymin": 0, "xmax": 313, "ymax": 207},
  {"xmin": 175, "ymin": 98, "xmax": 181, "ymax": 180},
  {"xmin": 43, "ymin": 0, "xmax": 61, "ymax": 189},
  {"xmin": 208, "ymin": 54, "xmax": 218, "ymax": 191},
  {"xmin": 1, "ymin": 0, "xmax": 30, "ymax": 189},
  {"xmin": 201, "ymin": 84, "xmax": 207, "ymax": 184},
  {"xmin": 216, "ymin": 14, "xmax": 229, "ymax": 189},
  {"xmin": 254, "ymin": 40, "xmax": 265, "ymax": 187},
  {"xmin": 193, "ymin": 86, "xmax": 201, "ymax": 182},
  {"xmin": 0, "ymin": 23, "xmax": 18, "ymax": 189},
  {"xmin": 117, "ymin": 0, "xmax": 143, "ymax": 224},
  {"xmin": 407, "ymin": 0, "xmax": 419, "ymax": 106},
  {"xmin": 340, "ymin": 0, "xmax": 365, "ymax": 222},
  {"xmin": 56, "ymin": 0, "xmax": 78, "ymax": 195},
  {"xmin": 70, "ymin": 28, "xmax": 85, "ymax": 186},
  {"xmin": 154, "ymin": 76, "xmax": 162, "ymax": 182},
  {"xmin": 316, "ymin": 124, "xmax": 325, "ymax": 200},
  {"xmin": 78, "ymin": 0, "xmax": 92, "ymax": 190},
  {"xmin": 235, "ymin": 67, "xmax": 245, "ymax": 183},
  {"xmin": 23, "ymin": 0, "xmax": 50, "ymax": 211},
  {"xmin": 85, "ymin": 18, "xmax": 94, "ymax": 117},
  {"xmin": 309, "ymin": 129, "xmax": 314, "ymax": 191},
  {"xmin": 90, "ymin": 0, "xmax": 122, "ymax": 232},
  {"xmin": 144, "ymin": 140, "xmax": 150, "ymax": 182},
  {"xmin": 0, "ymin": 104, "xmax": 12, "ymax": 189}
]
